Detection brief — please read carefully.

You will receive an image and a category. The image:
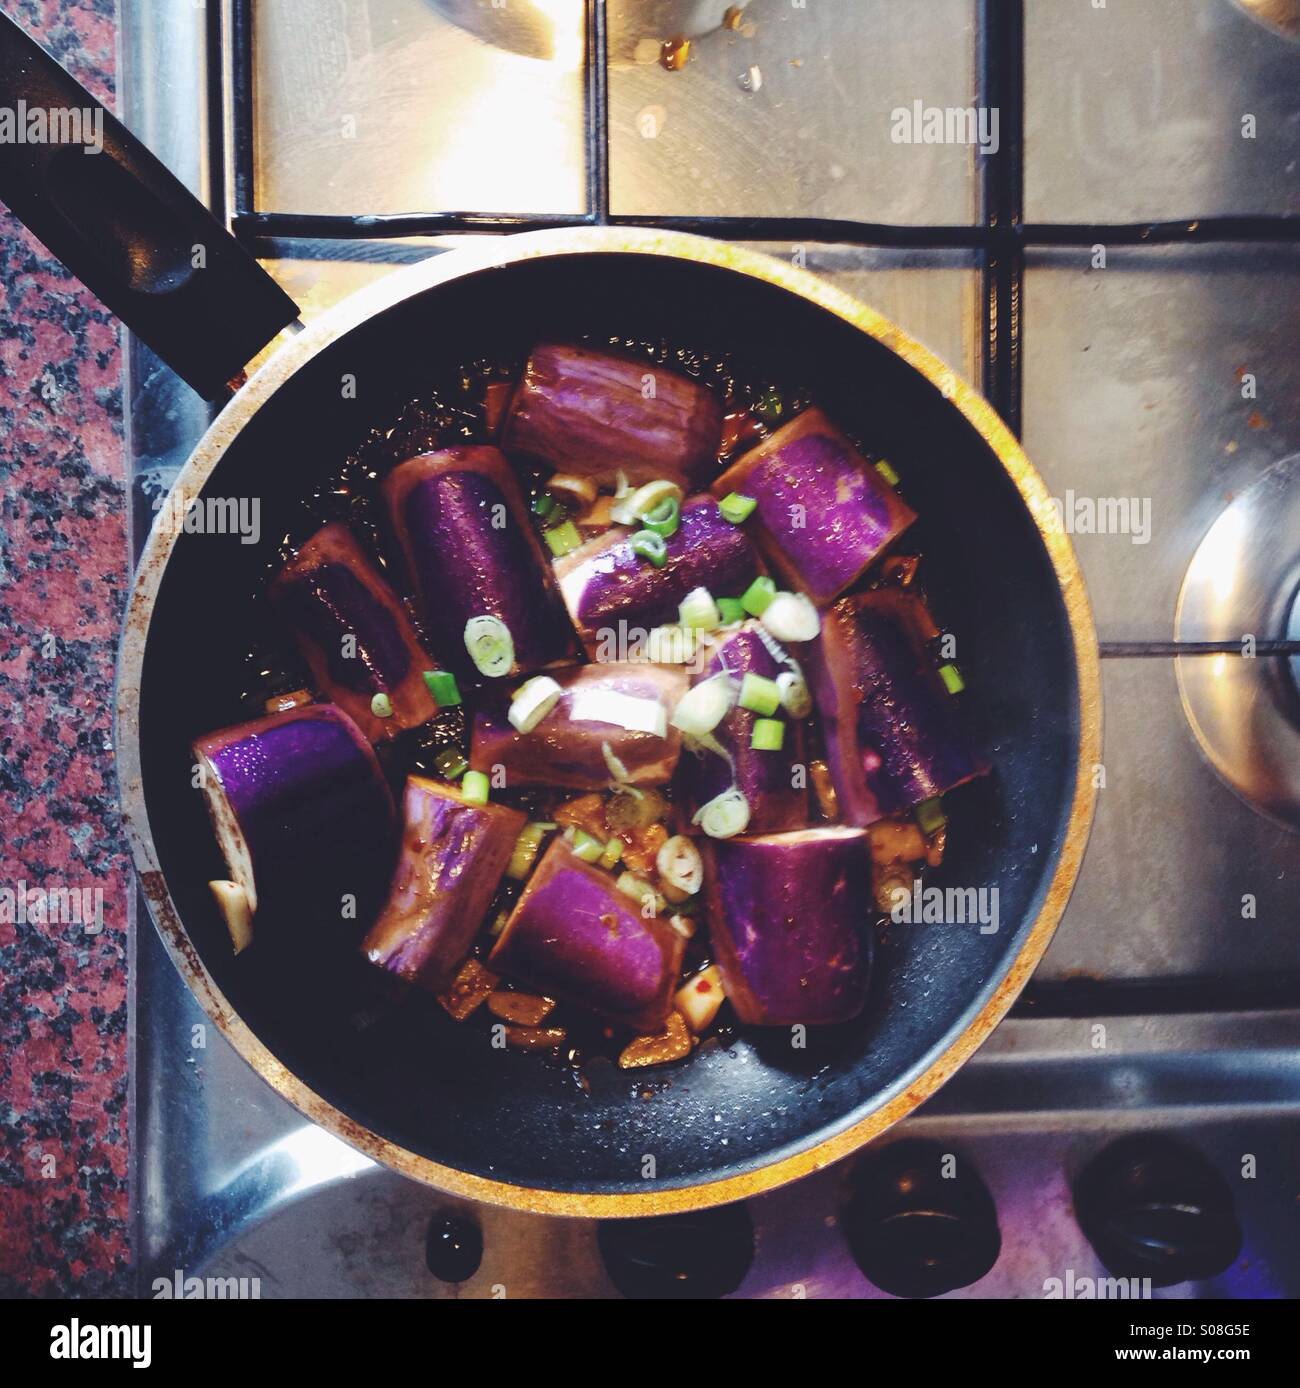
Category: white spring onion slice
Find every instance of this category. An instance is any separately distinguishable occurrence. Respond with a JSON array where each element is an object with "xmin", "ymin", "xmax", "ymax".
[
  {"xmin": 570, "ymin": 689, "xmax": 667, "ymax": 737},
  {"xmin": 615, "ymin": 872, "xmax": 665, "ymax": 915},
  {"xmin": 601, "ymin": 741, "xmax": 631, "ymax": 783},
  {"xmin": 669, "ymin": 675, "xmax": 736, "ymax": 738},
  {"xmin": 656, "ymin": 834, "xmax": 704, "ymax": 896},
  {"xmin": 546, "ymin": 473, "xmax": 598, "ymax": 507},
  {"xmin": 610, "ymin": 478, "xmax": 683, "ymax": 527},
  {"xmin": 776, "ymin": 669, "xmax": 813, "ymax": 718},
  {"xmin": 644, "ymin": 625, "xmax": 698, "ymax": 664},
  {"xmin": 464, "ymin": 614, "xmax": 515, "ymax": 677},
  {"xmin": 693, "ymin": 787, "xmax": 751, "ymax": 839},
  {"xmin": 760, "ymin": 592, "xmax": 821, "ymax": 643},
  {"xmin": 667, "ymin": 913, "xmax": 696, "ymax": 941},
  {"xmin": 678, "ymin": 586, "xmax": 720, "ymax": 630},
  {"xmin": 507, "ymin": 675, "xmax": 562, "ymax": 733}
]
